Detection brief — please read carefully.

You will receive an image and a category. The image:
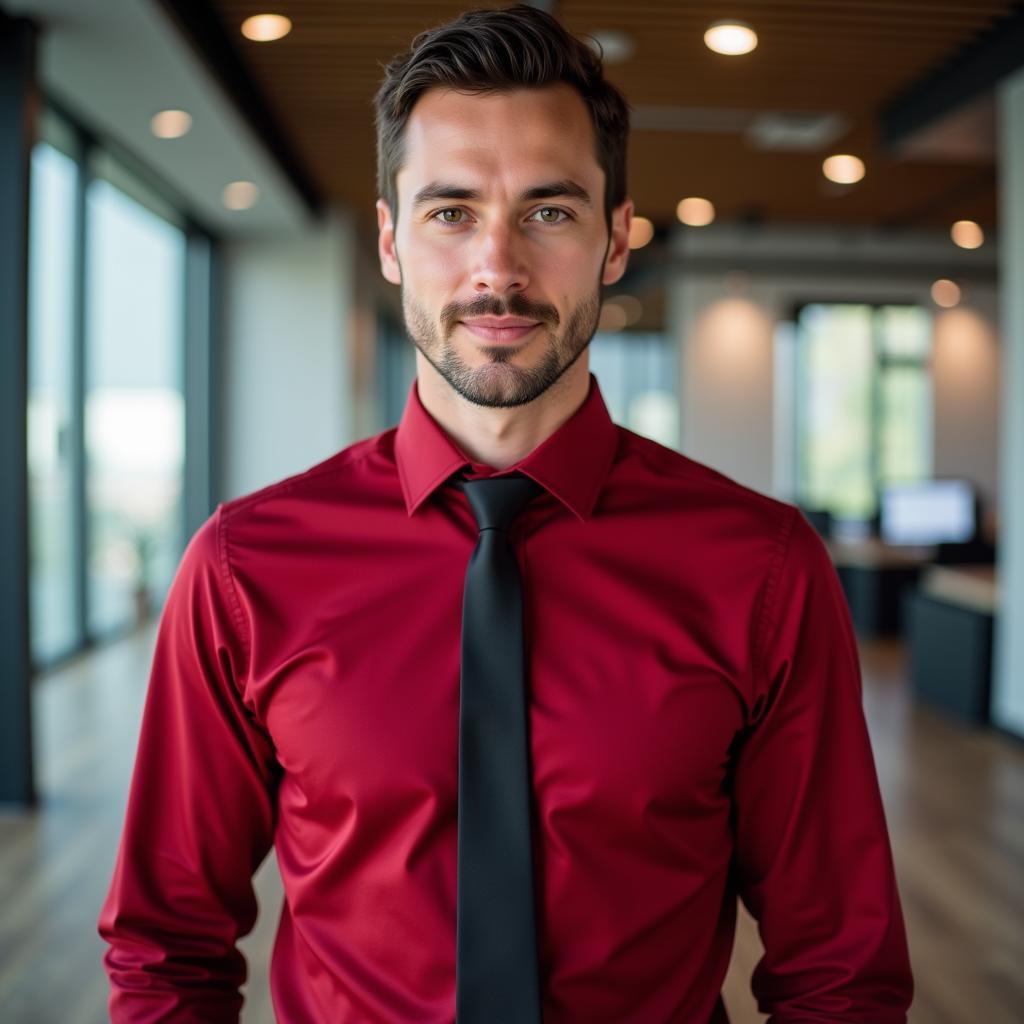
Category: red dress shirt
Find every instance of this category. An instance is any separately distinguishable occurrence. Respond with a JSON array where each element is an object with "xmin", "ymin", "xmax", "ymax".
[{"xmin": 99, "ymin": 373, "xmax": 913, "ymax": 1022}]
